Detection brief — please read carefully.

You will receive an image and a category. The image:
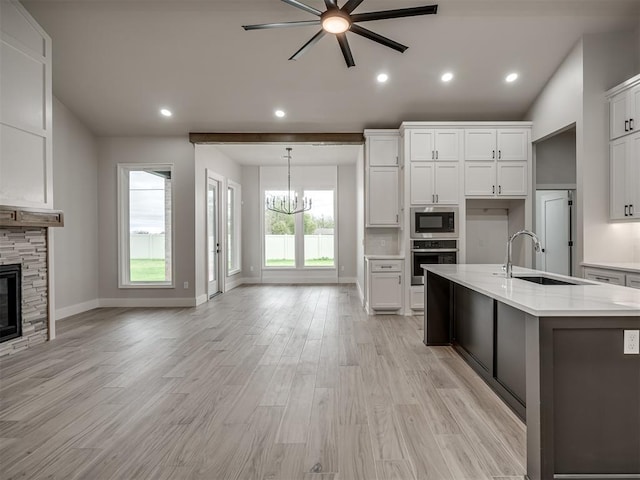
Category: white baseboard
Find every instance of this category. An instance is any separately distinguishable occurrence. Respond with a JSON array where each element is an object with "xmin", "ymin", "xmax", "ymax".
[
  {"xmin": 195, "ymin": 294, "xmax": 208, "ymax": 306},
  {"xmin": 225, "ymin": 275, "xmax": 244, "ymax": 291},
  {"xmin": 98, "ymin": 297, "xmax": 198, "ymax": 308},
  {"xmin": 260, "ymin": 277, "xmax": 340, "ymax": 284},
  {"xmin": 55, "ymin": 299, "xmax": 100, "ymax": 321},
  {"xmin": 338, "ymin": 277, "xmax": 356, "ymax": 284}
]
